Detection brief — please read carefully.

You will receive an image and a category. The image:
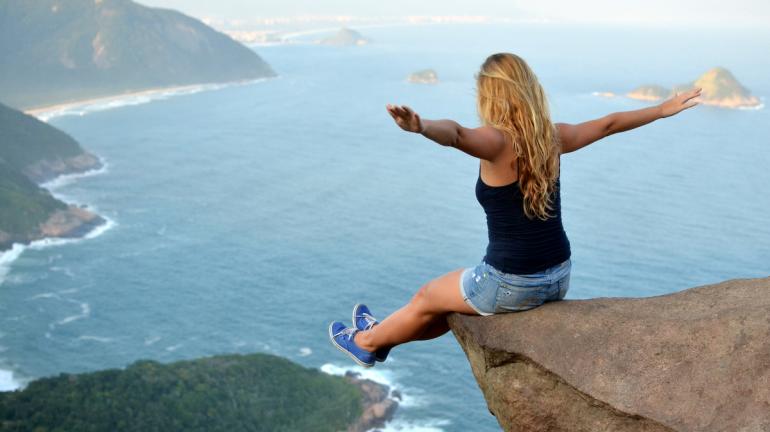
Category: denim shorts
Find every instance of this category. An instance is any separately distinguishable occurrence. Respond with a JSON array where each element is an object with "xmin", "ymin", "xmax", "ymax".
[{"xmin": 460, "ymin": 258, "xmax": 571, "ymax": 315}]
